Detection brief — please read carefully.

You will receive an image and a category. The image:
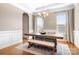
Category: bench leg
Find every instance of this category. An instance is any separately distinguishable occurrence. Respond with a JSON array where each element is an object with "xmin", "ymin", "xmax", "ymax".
[
  {"xmin": 28, "ymin": 42, "xmax": 32, "ymax": 48},
  {"xmin": 51, "ymin": 47, "xmax": 57, "ymax": 55}
]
